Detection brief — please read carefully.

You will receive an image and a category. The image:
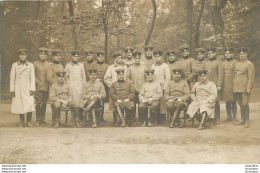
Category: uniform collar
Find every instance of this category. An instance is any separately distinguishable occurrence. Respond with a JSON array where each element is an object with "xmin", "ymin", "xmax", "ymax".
[
  {"xmin": 17, "ymin": 60, "xmax": 29, "ymax": 66},
  {"xmin": 71, "ymin": 61, "xmax": 80, "ymax": 66},
  {"xmin": 155, "ymin": 62, "xmax": 163, "ymax": 66},
  {"xmin": 199, "ymin": 80, "xmax": 209, "ymax": 85}
]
